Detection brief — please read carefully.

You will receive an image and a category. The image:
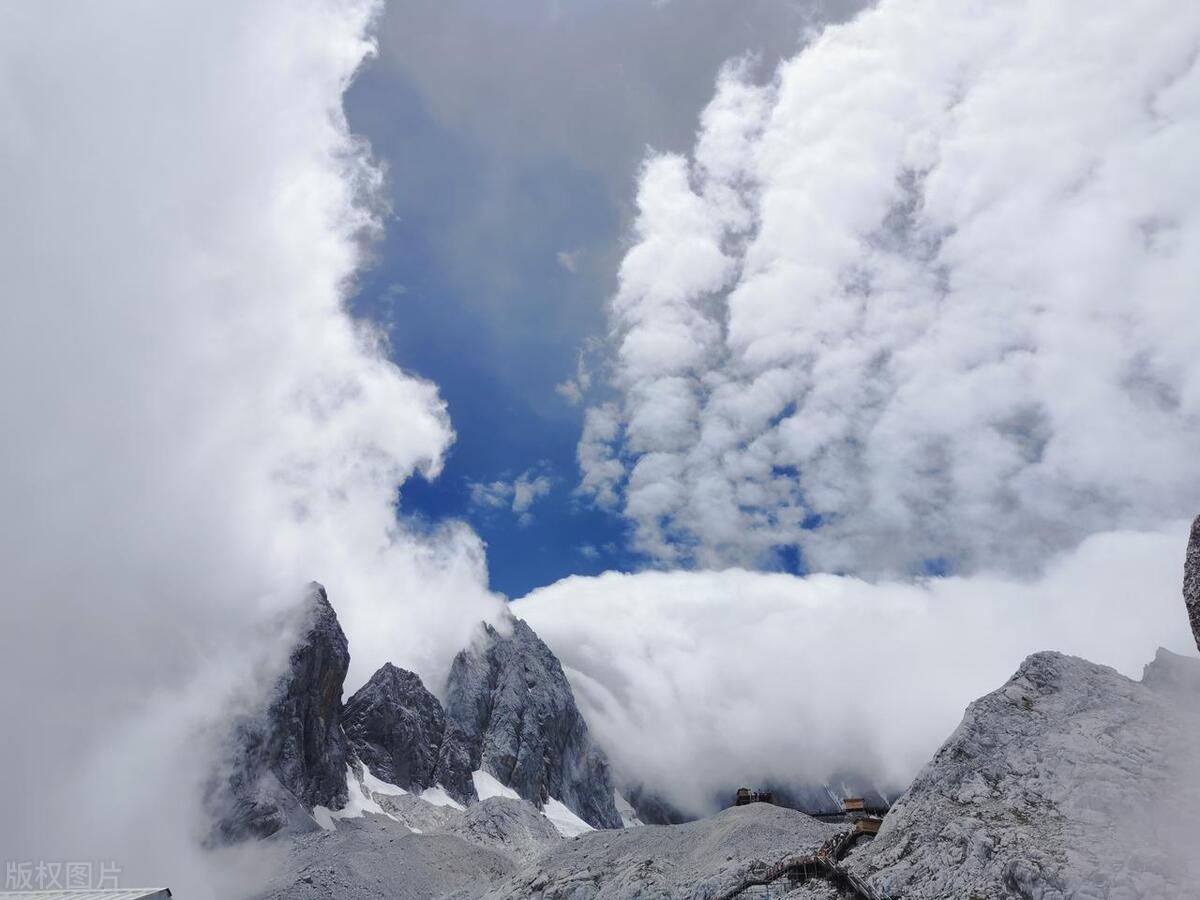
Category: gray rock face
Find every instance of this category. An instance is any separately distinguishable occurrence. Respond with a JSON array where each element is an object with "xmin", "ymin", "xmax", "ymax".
[
  {"xmin": 849, "ymin": 650, "xmax": 1200, "ymax": 899},
  {"xmin": 435, "ymin": 617, "xmax": 623, "ymax": 829},
  {"xmin": 211, "ymin": 583, "xmax": 352, "ymax": 841},
  {"xmin": 476, "ymin": 802, "xmax": 839, "ymax": 900},
  {"xmin": 621, "ymin": 784, "xmax": 691, "ymax": 826},
  {"xmin": 453, "ymin": 797, "xmax": 564, "ymax": 862},
  {"xmin": 252, "ymin": 815, "xmax": 517, "ymax": 900},
  {"xmin": 344, "ymin": 663, "xmax": 445, "ymax": 791},
  {"xmin": 1185, "ymin": 515, "xmax": 1200, "ymax": 651}
]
